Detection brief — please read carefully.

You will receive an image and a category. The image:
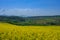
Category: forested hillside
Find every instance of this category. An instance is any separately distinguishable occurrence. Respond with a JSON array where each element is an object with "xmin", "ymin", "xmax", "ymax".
[{"xmin": 0, "ymin": 15, "xmax": 60, "ymax": 26}]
